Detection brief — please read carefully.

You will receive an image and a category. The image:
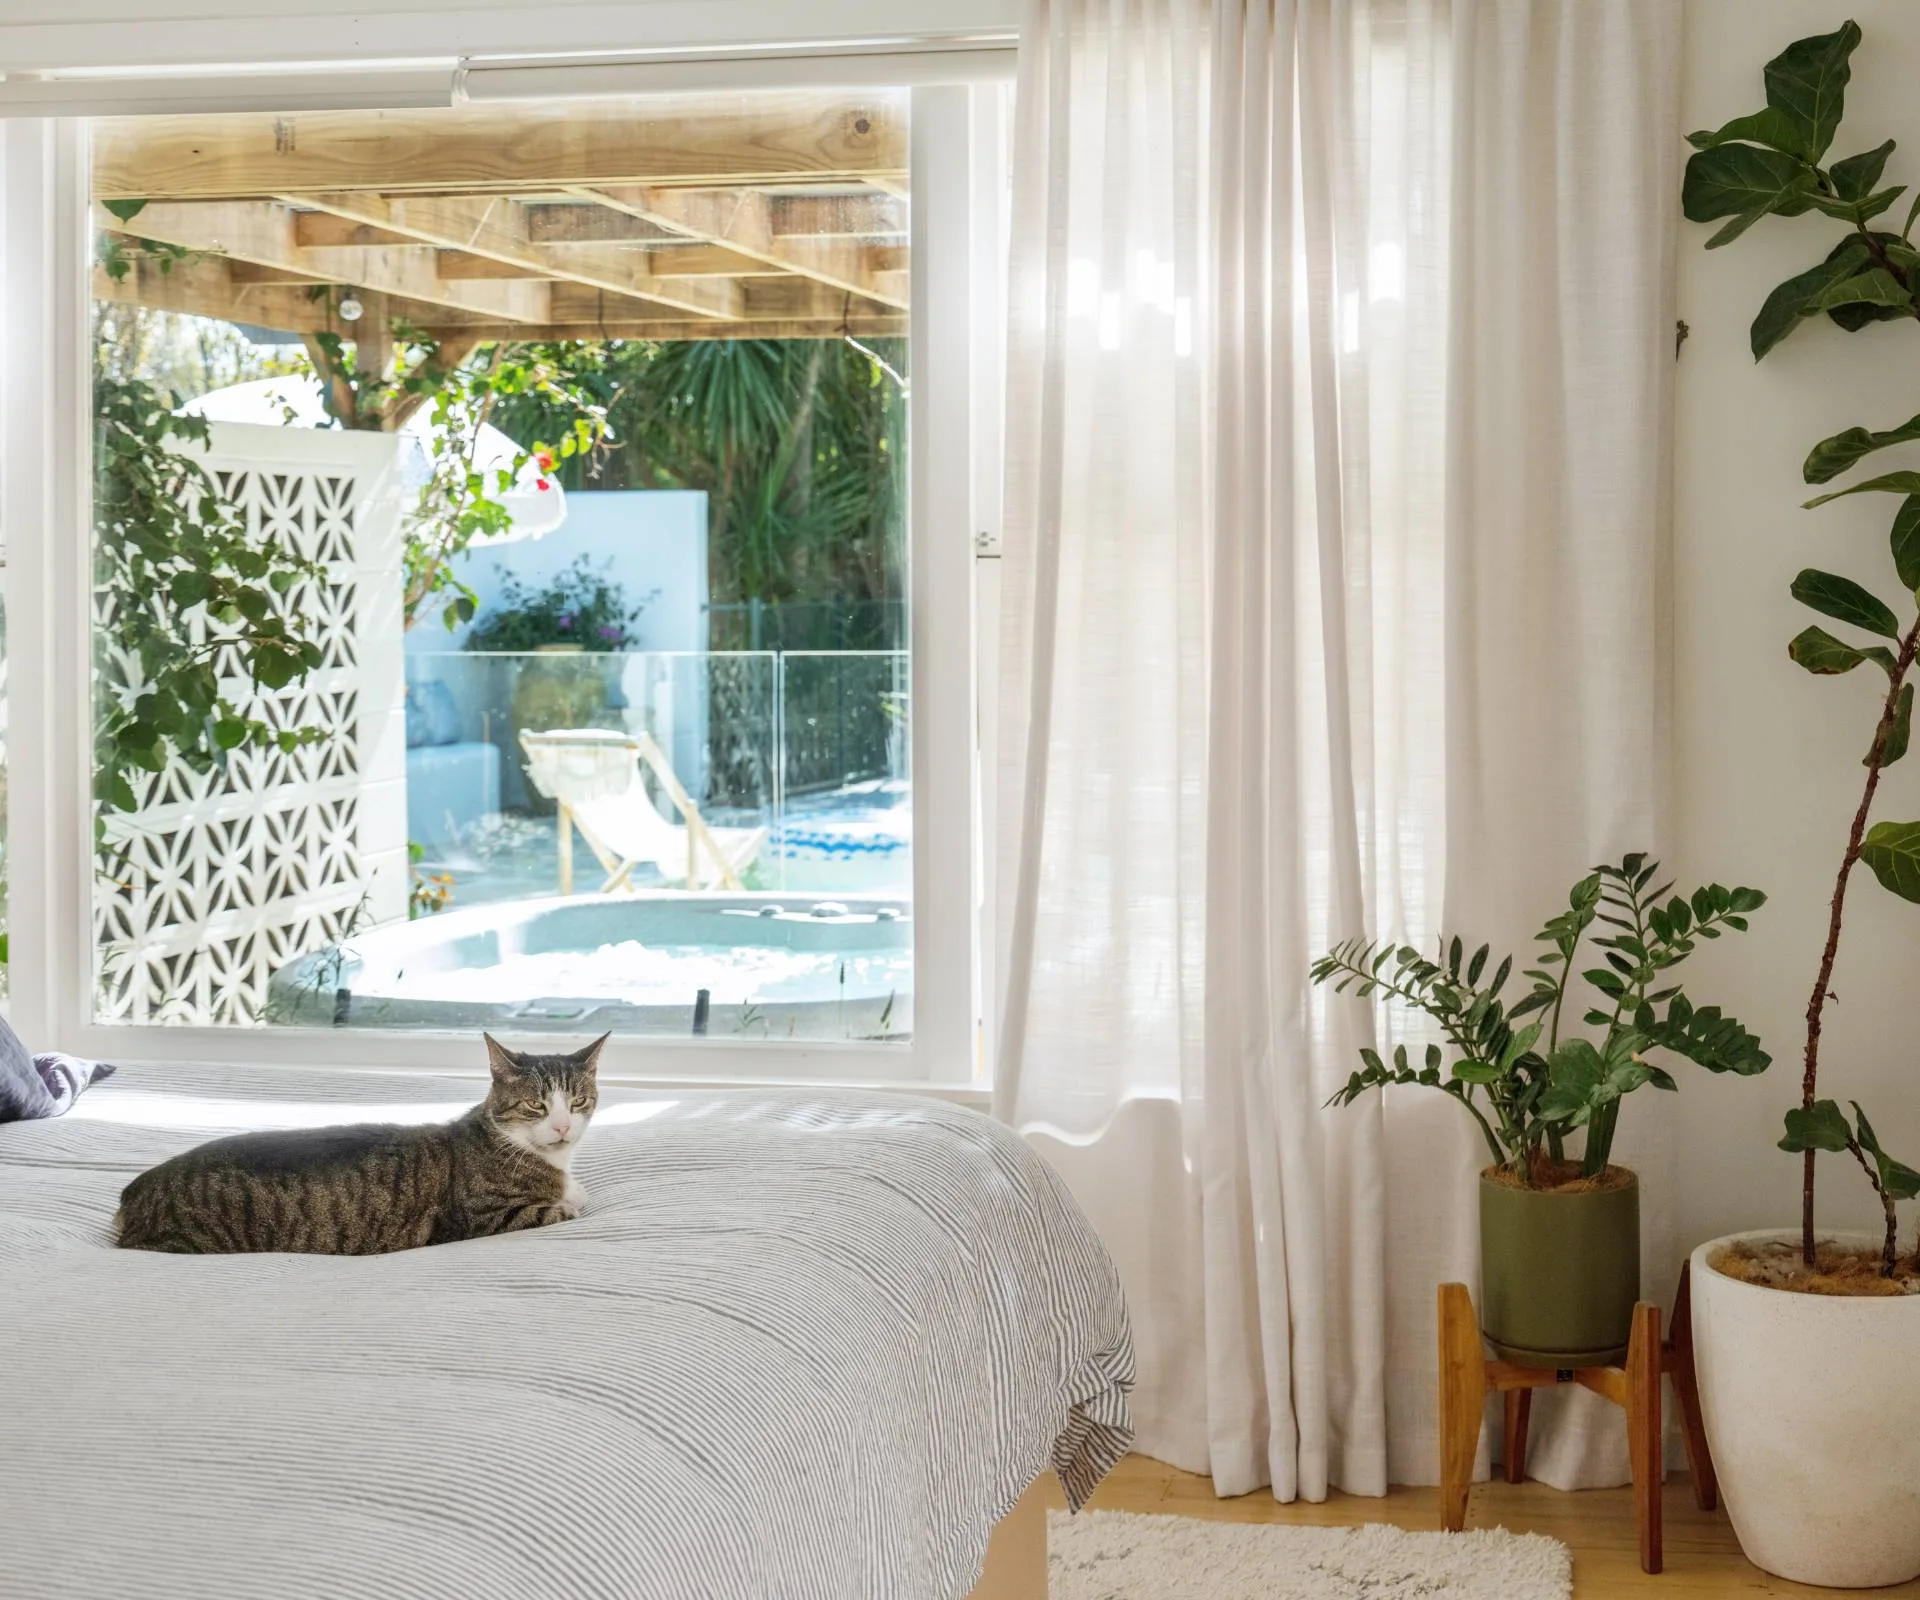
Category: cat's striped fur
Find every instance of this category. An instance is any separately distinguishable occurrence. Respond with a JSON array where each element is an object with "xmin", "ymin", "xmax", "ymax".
[{"xmin": 116, "ymin": 1034, "xmax": 604, "ymax": 1255}]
